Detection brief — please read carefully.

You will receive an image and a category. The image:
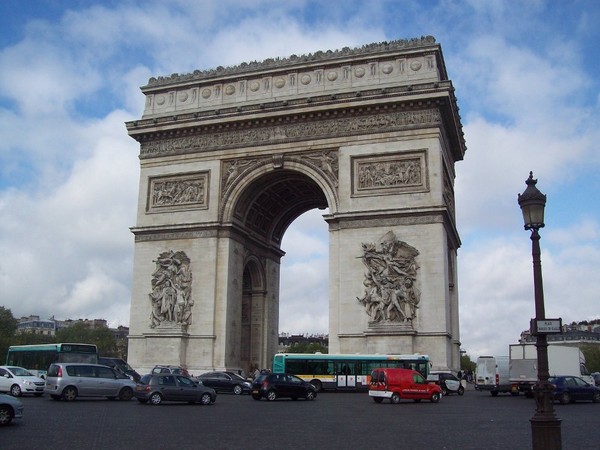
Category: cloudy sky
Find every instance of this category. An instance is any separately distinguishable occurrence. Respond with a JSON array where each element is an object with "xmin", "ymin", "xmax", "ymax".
[{"xmin": 1, "ymin": 0, "xmax": 598, "ymax": 359}]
